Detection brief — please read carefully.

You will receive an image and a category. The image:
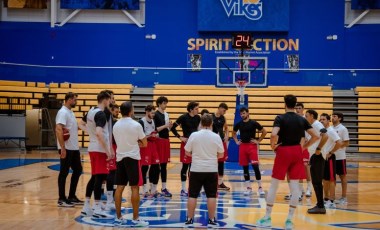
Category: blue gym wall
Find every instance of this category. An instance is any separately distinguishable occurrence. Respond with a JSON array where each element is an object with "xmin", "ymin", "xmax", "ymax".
[{"xmin": 0, "ymin": 0, "xmax": 379, "ymax": 89}]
